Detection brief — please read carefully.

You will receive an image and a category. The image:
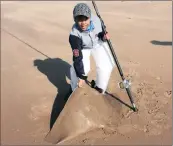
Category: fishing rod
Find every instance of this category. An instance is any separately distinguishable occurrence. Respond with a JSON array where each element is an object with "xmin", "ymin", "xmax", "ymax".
[{"xmin": 92, "ymin": 1, "xmax": 138, "ymax": 112}]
